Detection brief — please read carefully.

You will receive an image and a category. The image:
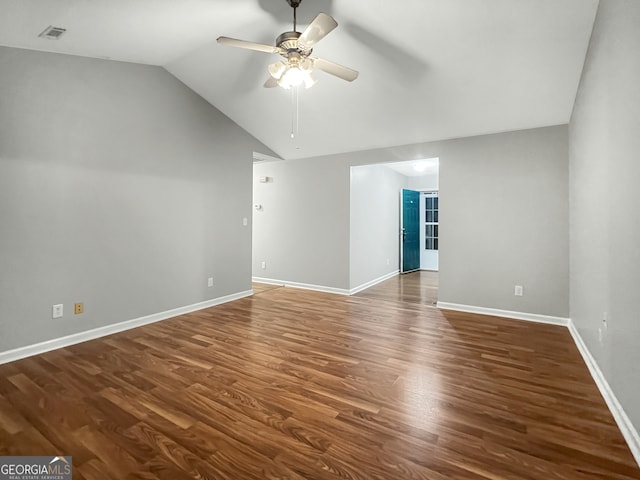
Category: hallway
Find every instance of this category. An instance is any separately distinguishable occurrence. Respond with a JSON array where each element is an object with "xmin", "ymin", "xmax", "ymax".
[{"xmin": 355, "ymin": 270, "xmax": 438, "ymax": 306}]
